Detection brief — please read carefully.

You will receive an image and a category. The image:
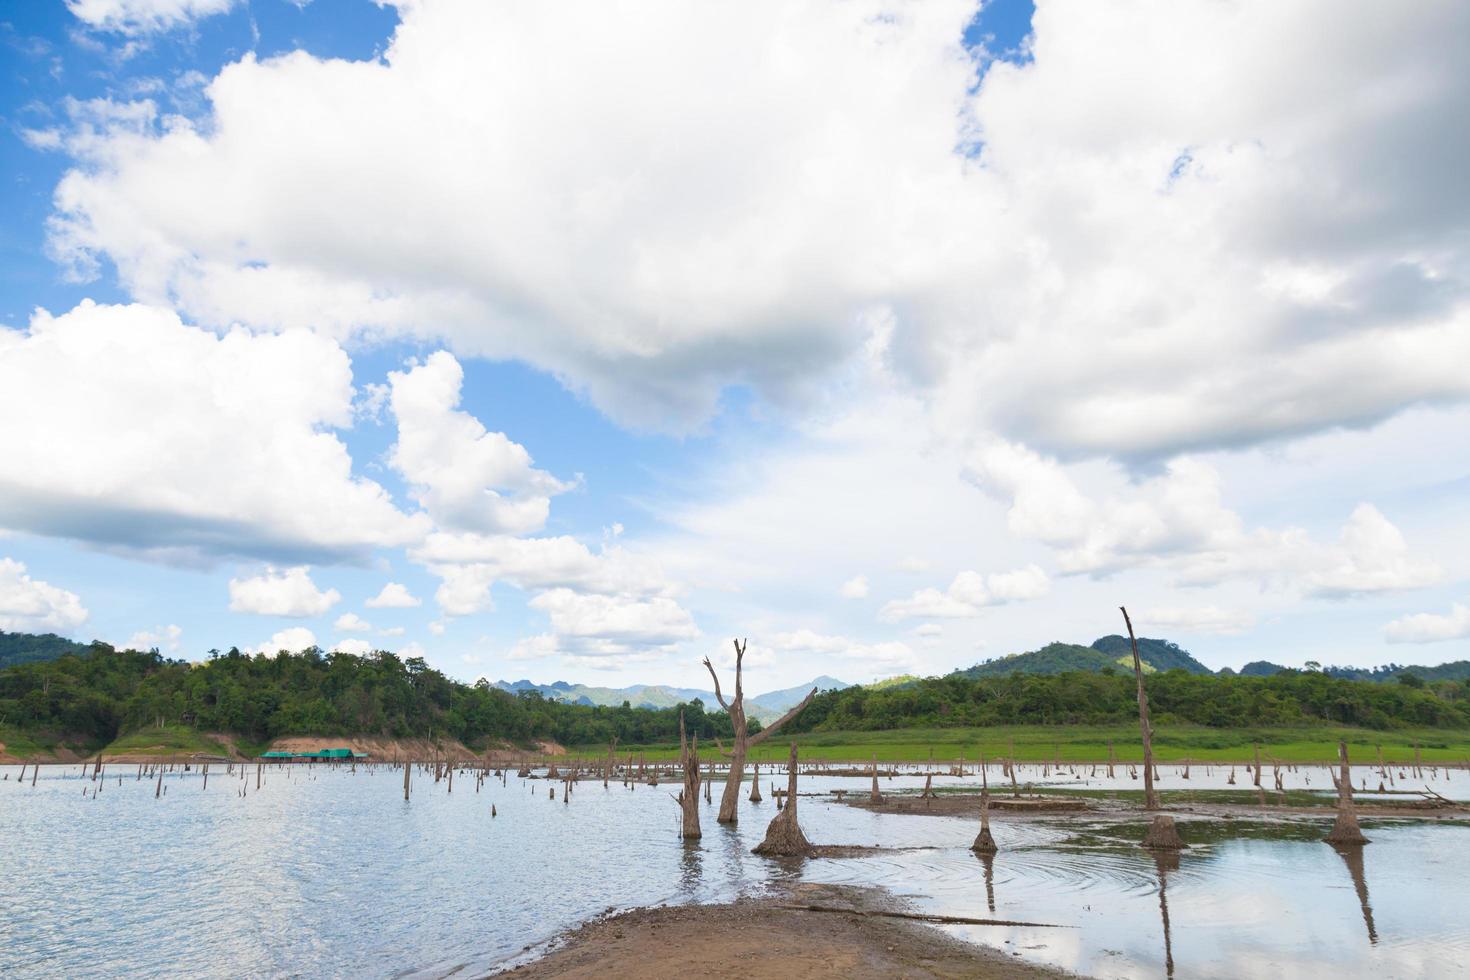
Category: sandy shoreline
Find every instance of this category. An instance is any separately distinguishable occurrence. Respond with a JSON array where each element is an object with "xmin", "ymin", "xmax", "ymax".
[{"xmin": 496, "ymin": 883, "xmax": 1076, "ymax": 979}]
